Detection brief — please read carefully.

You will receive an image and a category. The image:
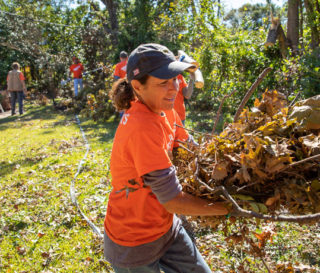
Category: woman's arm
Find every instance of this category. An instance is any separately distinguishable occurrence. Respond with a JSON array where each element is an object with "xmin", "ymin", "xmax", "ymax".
[
  {"xmin": 163, "ymin": 191, "xmax": 228, "ymax": 216},
  {"xmin": 22, "ymin": 80, "xmax": 27, "ymax": 93},
  {"xmin": 182, "ymin": 73, "xmax": 194, "ymax": 99},
  {"xmin": 143, "ymin": 167, "xmax": 228, "ymax": 216}
]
